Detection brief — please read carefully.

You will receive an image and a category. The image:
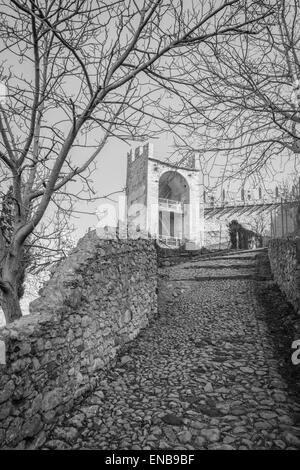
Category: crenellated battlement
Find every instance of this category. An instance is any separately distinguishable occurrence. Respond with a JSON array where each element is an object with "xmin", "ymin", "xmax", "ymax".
[
  {"xmin": 127, "ymin": 142, "xmax": 154, "ymax": 164},
  {"xmin": 127, "ymin": 143, "xmax": 201, "ymax": 170}
]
